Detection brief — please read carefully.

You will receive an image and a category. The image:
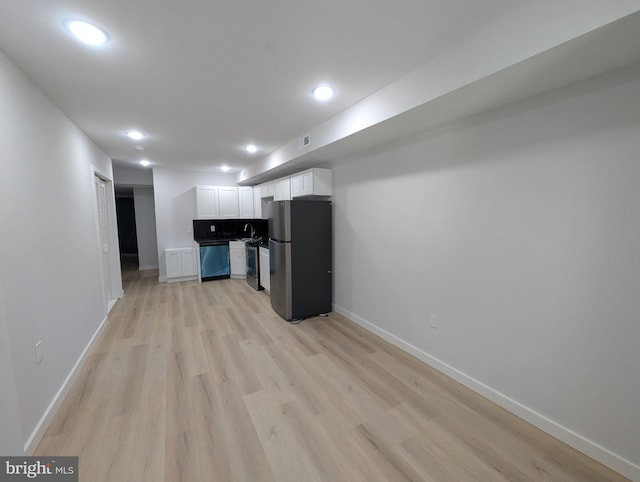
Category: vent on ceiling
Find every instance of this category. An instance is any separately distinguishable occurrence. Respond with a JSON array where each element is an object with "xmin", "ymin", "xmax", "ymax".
[{"xmin": 298, "ymin": 133, "xmax": 311, "ymax": 150}]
